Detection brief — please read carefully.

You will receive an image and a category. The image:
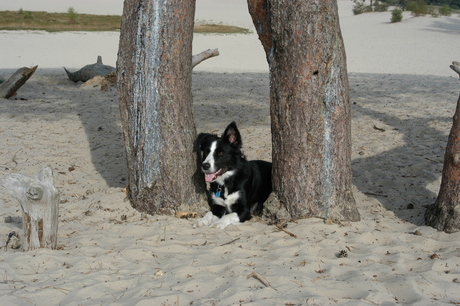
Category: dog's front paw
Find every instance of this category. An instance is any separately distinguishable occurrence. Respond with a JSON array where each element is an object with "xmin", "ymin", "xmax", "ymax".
[
  {"xmin": 210, "ymin": 213, "xmax": 240, "ymax": 229},
  {"xmin": 210, "ymin": 220, "xmax": 228, "ymax": 230},
  {"xmin": 193, "ymin": 211, "xmax": 218, "ymax": 228}
]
